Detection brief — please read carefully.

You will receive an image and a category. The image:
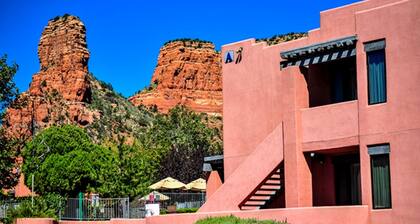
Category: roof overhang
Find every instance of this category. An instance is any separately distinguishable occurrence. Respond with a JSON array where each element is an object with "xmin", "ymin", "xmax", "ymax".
[
  {"xmin": 203, "ymin": 155, "xmax": 223, "ymax": 172},
  {"xmin": 280, "ymin": 35, "xmax": 358, "ymax": 69}
]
